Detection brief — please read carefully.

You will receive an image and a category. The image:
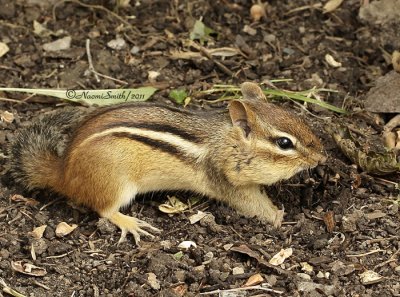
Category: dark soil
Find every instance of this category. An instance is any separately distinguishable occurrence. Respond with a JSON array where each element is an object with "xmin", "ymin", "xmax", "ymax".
[{"xmin": 0, "ymin": 1, "xmax": 399, "ymax": 296}]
